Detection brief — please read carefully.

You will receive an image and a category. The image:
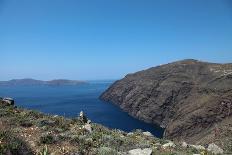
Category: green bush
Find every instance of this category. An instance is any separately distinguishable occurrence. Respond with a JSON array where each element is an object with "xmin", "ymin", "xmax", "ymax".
[
  {"xmin": 40, "ymin": 134, "xmax": 55, "ymax": 144},
  {"xmin": 0, "ymin": 130, "xmax": 32, "ymax": 155},
  {"xmin": 20, "ymin": 120, "xmax": 33, "ymax": 127}
]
